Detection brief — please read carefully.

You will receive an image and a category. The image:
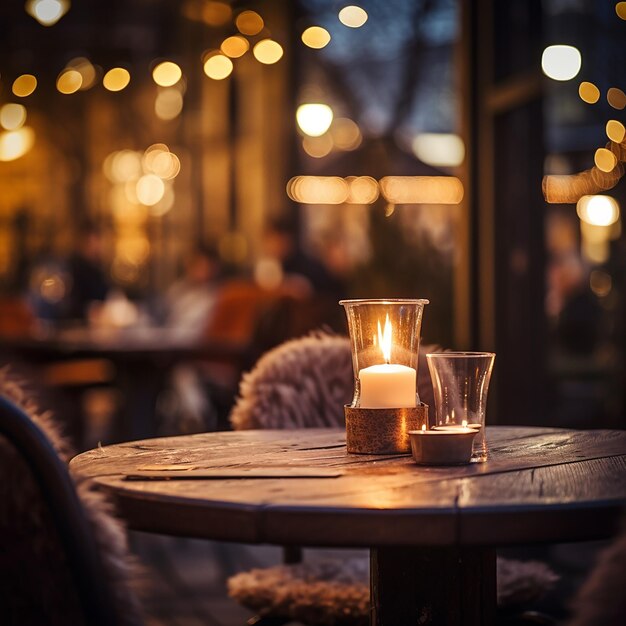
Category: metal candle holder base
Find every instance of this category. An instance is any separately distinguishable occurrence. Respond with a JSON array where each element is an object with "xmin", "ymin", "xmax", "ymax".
[{"xmin": 345, "ymin": 404, "xmax": 429, "ymax": 454}]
